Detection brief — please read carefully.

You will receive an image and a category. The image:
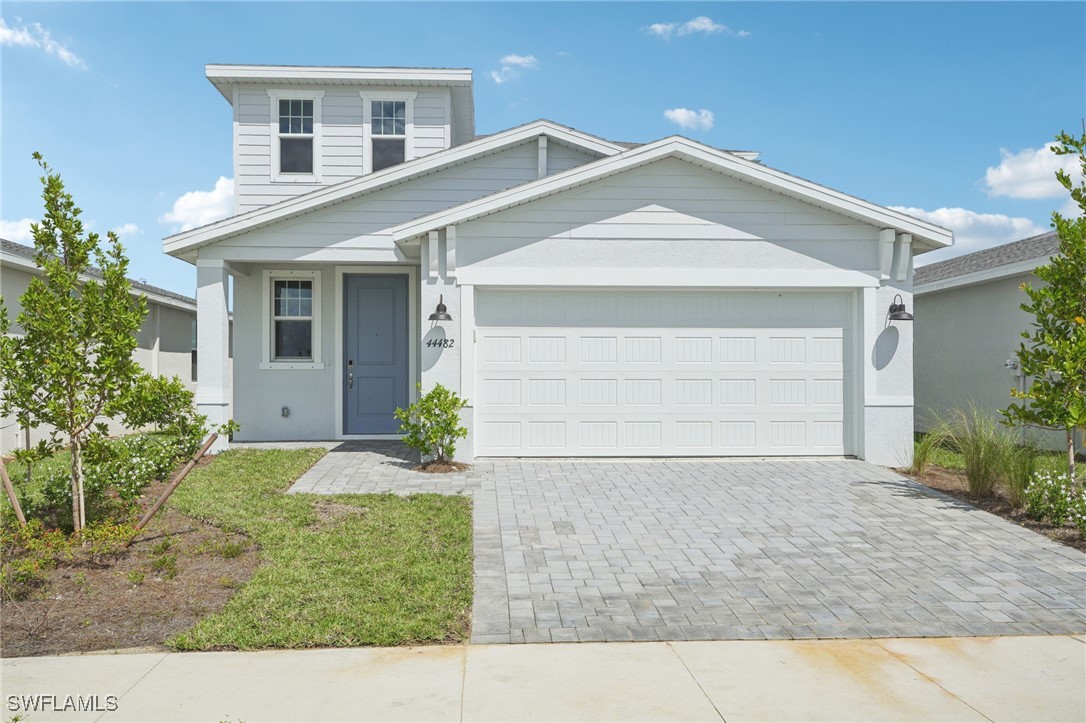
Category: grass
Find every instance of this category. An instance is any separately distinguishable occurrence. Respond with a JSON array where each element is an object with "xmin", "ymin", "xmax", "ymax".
[
  {"xmin": 165, "ymin": 448, "xmax": 473, "ymax": 650},
  {"xmin": 915, "ymin": 440, "xmax": 1068, "ymax": 477}
]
